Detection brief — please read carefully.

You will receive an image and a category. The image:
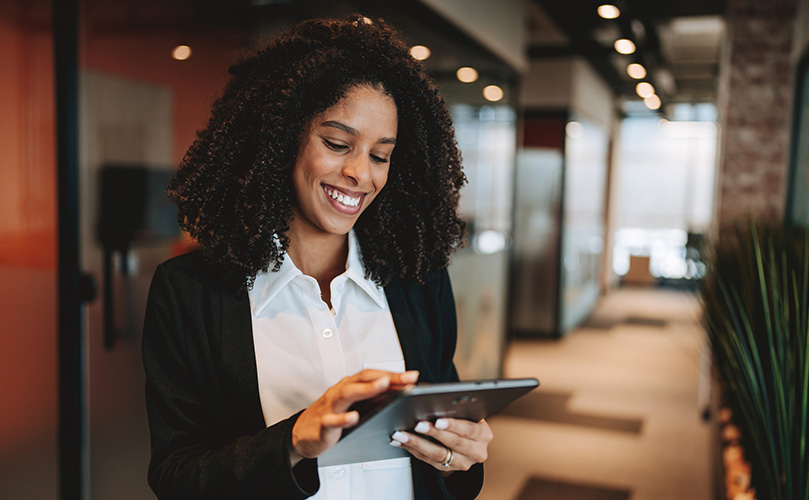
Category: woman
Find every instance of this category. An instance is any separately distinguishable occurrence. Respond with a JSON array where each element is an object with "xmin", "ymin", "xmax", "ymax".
[{"xmin": 142, "ymin": 15, "xmax": 491, "ymax": 500}]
